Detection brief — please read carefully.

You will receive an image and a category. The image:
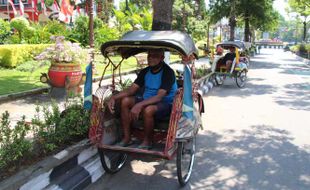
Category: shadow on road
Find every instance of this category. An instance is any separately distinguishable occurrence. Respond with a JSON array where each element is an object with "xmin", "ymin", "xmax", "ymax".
[
  {"xmin": 209, "ymin": 80, "xmax": 277, "ymax": 98},
  {"xmin": 250, "ymin": 60, "xmax": 281, "ymax": 70},
  {"xmin": 89, "ymin": 126, "xmax": 309, "ymax": 190},
  {"xmin": 274, "ymin": 83, "xmax": 310, "ymax": 111},
  {"xmin": 192, "ymin": 125, "xmax": 310, "ymax": 190}
]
